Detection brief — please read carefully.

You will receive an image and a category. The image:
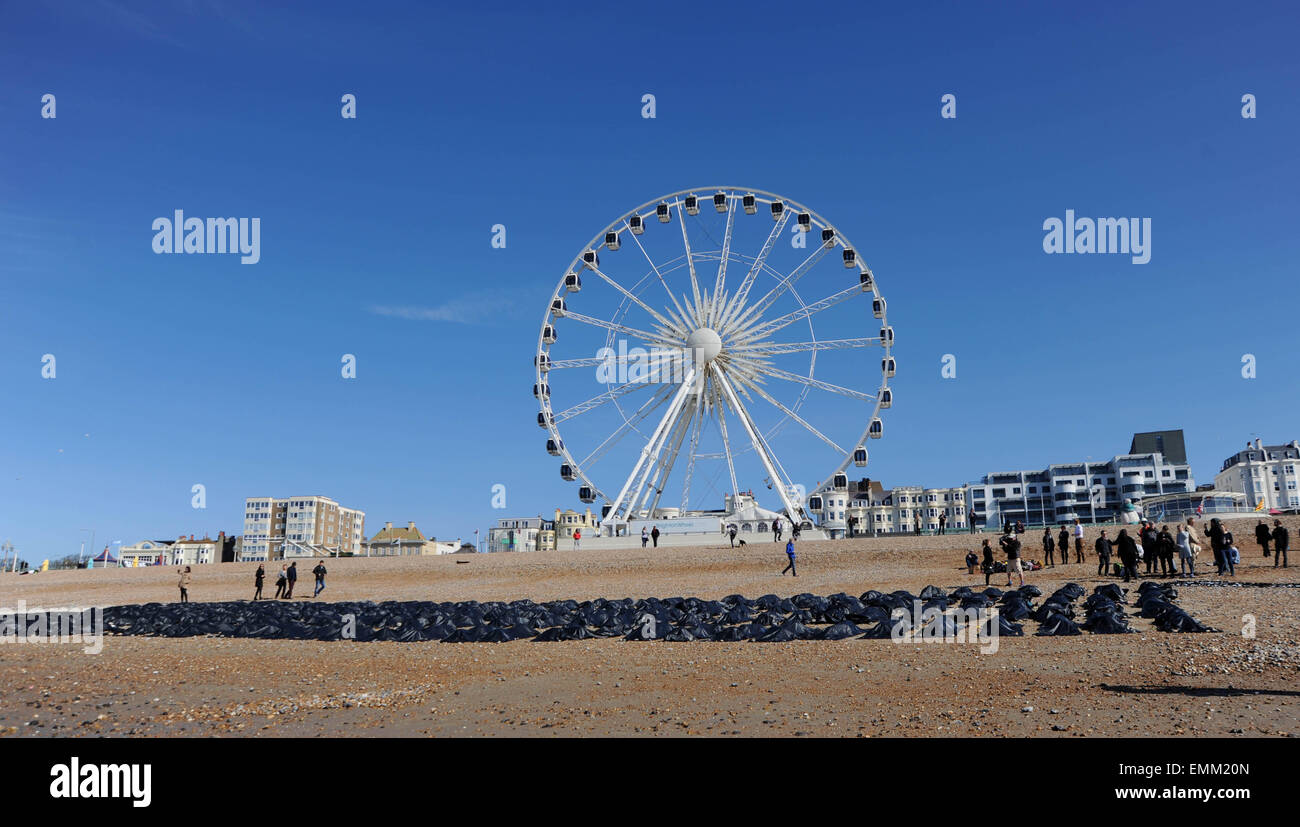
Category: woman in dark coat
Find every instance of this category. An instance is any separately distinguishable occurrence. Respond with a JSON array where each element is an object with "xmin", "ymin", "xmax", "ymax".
[
  {"xmin": 980, "ymin": 540, "xmax": 995, "ymax": 586},
  {"xmin": 254, "ymin": 564, "xmax": 265, "ymax": 600},
  {"xmin": 1205, "ymin": 518, "xmax": 1227, "ymax": 575}
]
